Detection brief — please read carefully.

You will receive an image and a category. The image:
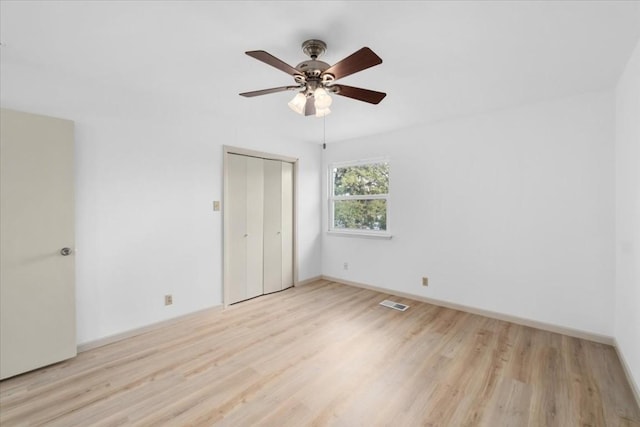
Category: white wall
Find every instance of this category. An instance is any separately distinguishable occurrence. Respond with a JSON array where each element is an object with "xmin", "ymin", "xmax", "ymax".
[
  {"xmin": 615, "ymin": 39, "xmax": 640, "ymax": 398},
  {"xmin": 1, "ymin": 39, "xmax": 629, "ymax": 359},
  {"xmin": 0, "ymin": 61, "xmax": 323, "ymax": 345},
  {"xmin": 323, "ymin": 91, "xmax": 615, "ymax": 336}
]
